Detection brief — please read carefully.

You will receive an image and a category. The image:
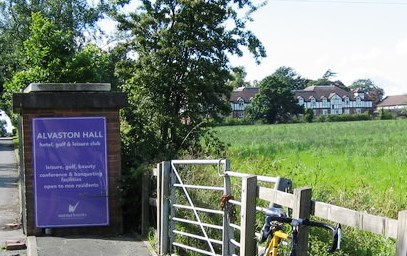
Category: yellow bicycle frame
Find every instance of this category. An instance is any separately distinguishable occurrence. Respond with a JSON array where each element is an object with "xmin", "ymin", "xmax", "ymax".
[{"xmin": 263, "ymin": 230, "xmax": 290, "ymax": 256}]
